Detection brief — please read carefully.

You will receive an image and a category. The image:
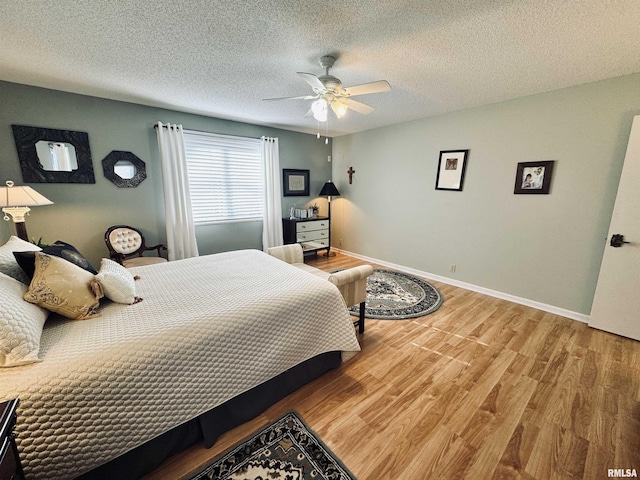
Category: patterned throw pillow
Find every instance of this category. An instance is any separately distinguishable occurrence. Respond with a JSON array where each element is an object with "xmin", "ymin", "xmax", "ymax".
[
  {"xmin": 95, "ymin": 258, "xmax": 142, "ymax": 305},
  {"xmin": 0, "ymin": 271, "xmax": 49, "ymax": 367},
  {"xmin": 24, "ymin": 253, "xmax": 103, "ymax": 320},
  {"xmin": 0, "ymin": 236, "xmax": 41, "ymax": 284}
]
